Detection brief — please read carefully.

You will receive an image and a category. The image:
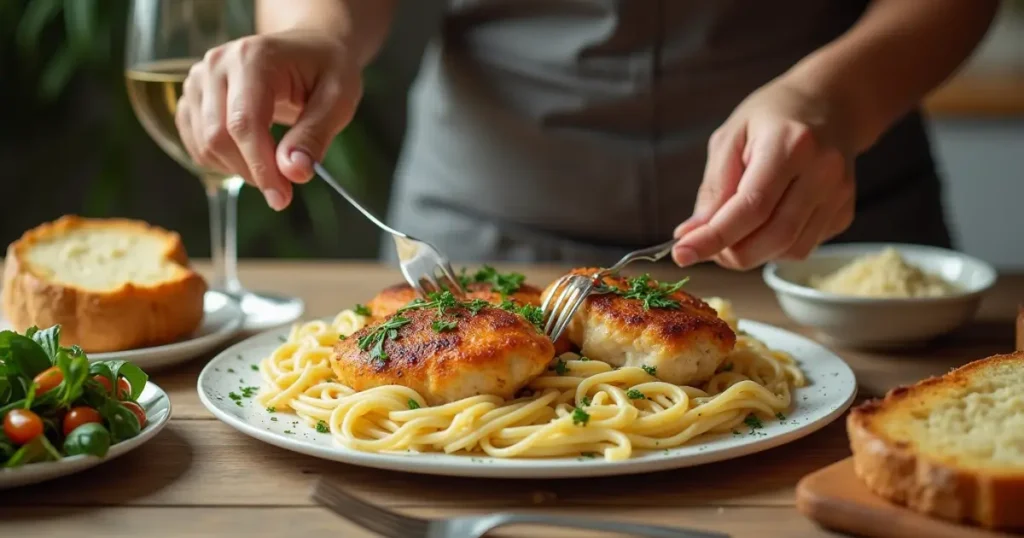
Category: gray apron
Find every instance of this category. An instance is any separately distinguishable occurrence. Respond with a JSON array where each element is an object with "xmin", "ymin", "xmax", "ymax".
[{"xmin": 385, "ymin": 0, "xmax": 951, "ymax": 264}]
